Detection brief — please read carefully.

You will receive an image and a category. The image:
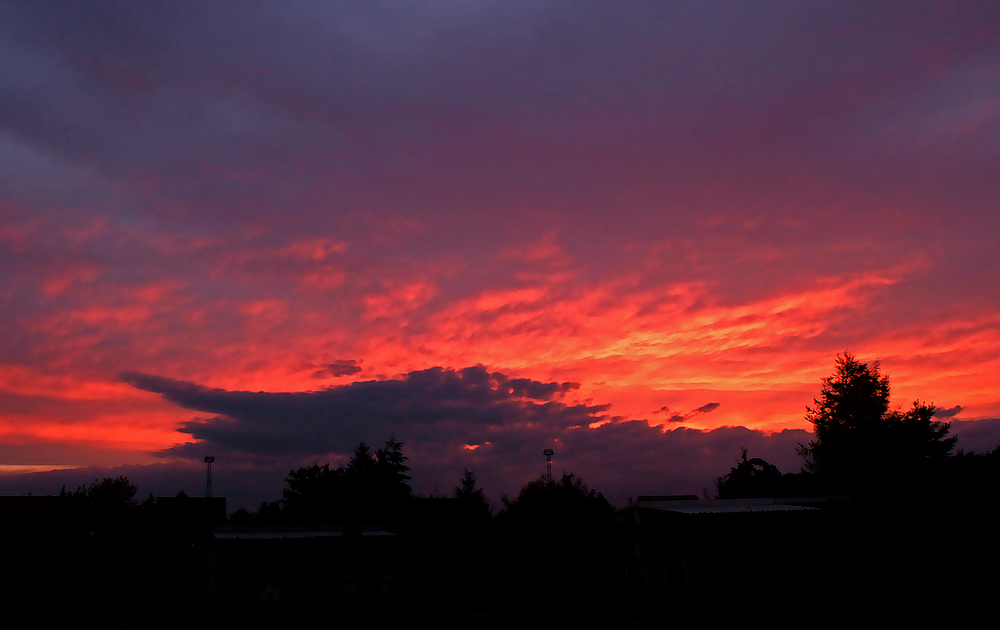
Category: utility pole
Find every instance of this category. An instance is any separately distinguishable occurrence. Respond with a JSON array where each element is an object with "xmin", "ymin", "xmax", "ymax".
[
  {"xmin": 205, "ymin": 456, "xmax": 215, "ymax": 497},
  {"xmin": 543, "ymin": 449, "xmax": 554, "ymax": 483}
]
